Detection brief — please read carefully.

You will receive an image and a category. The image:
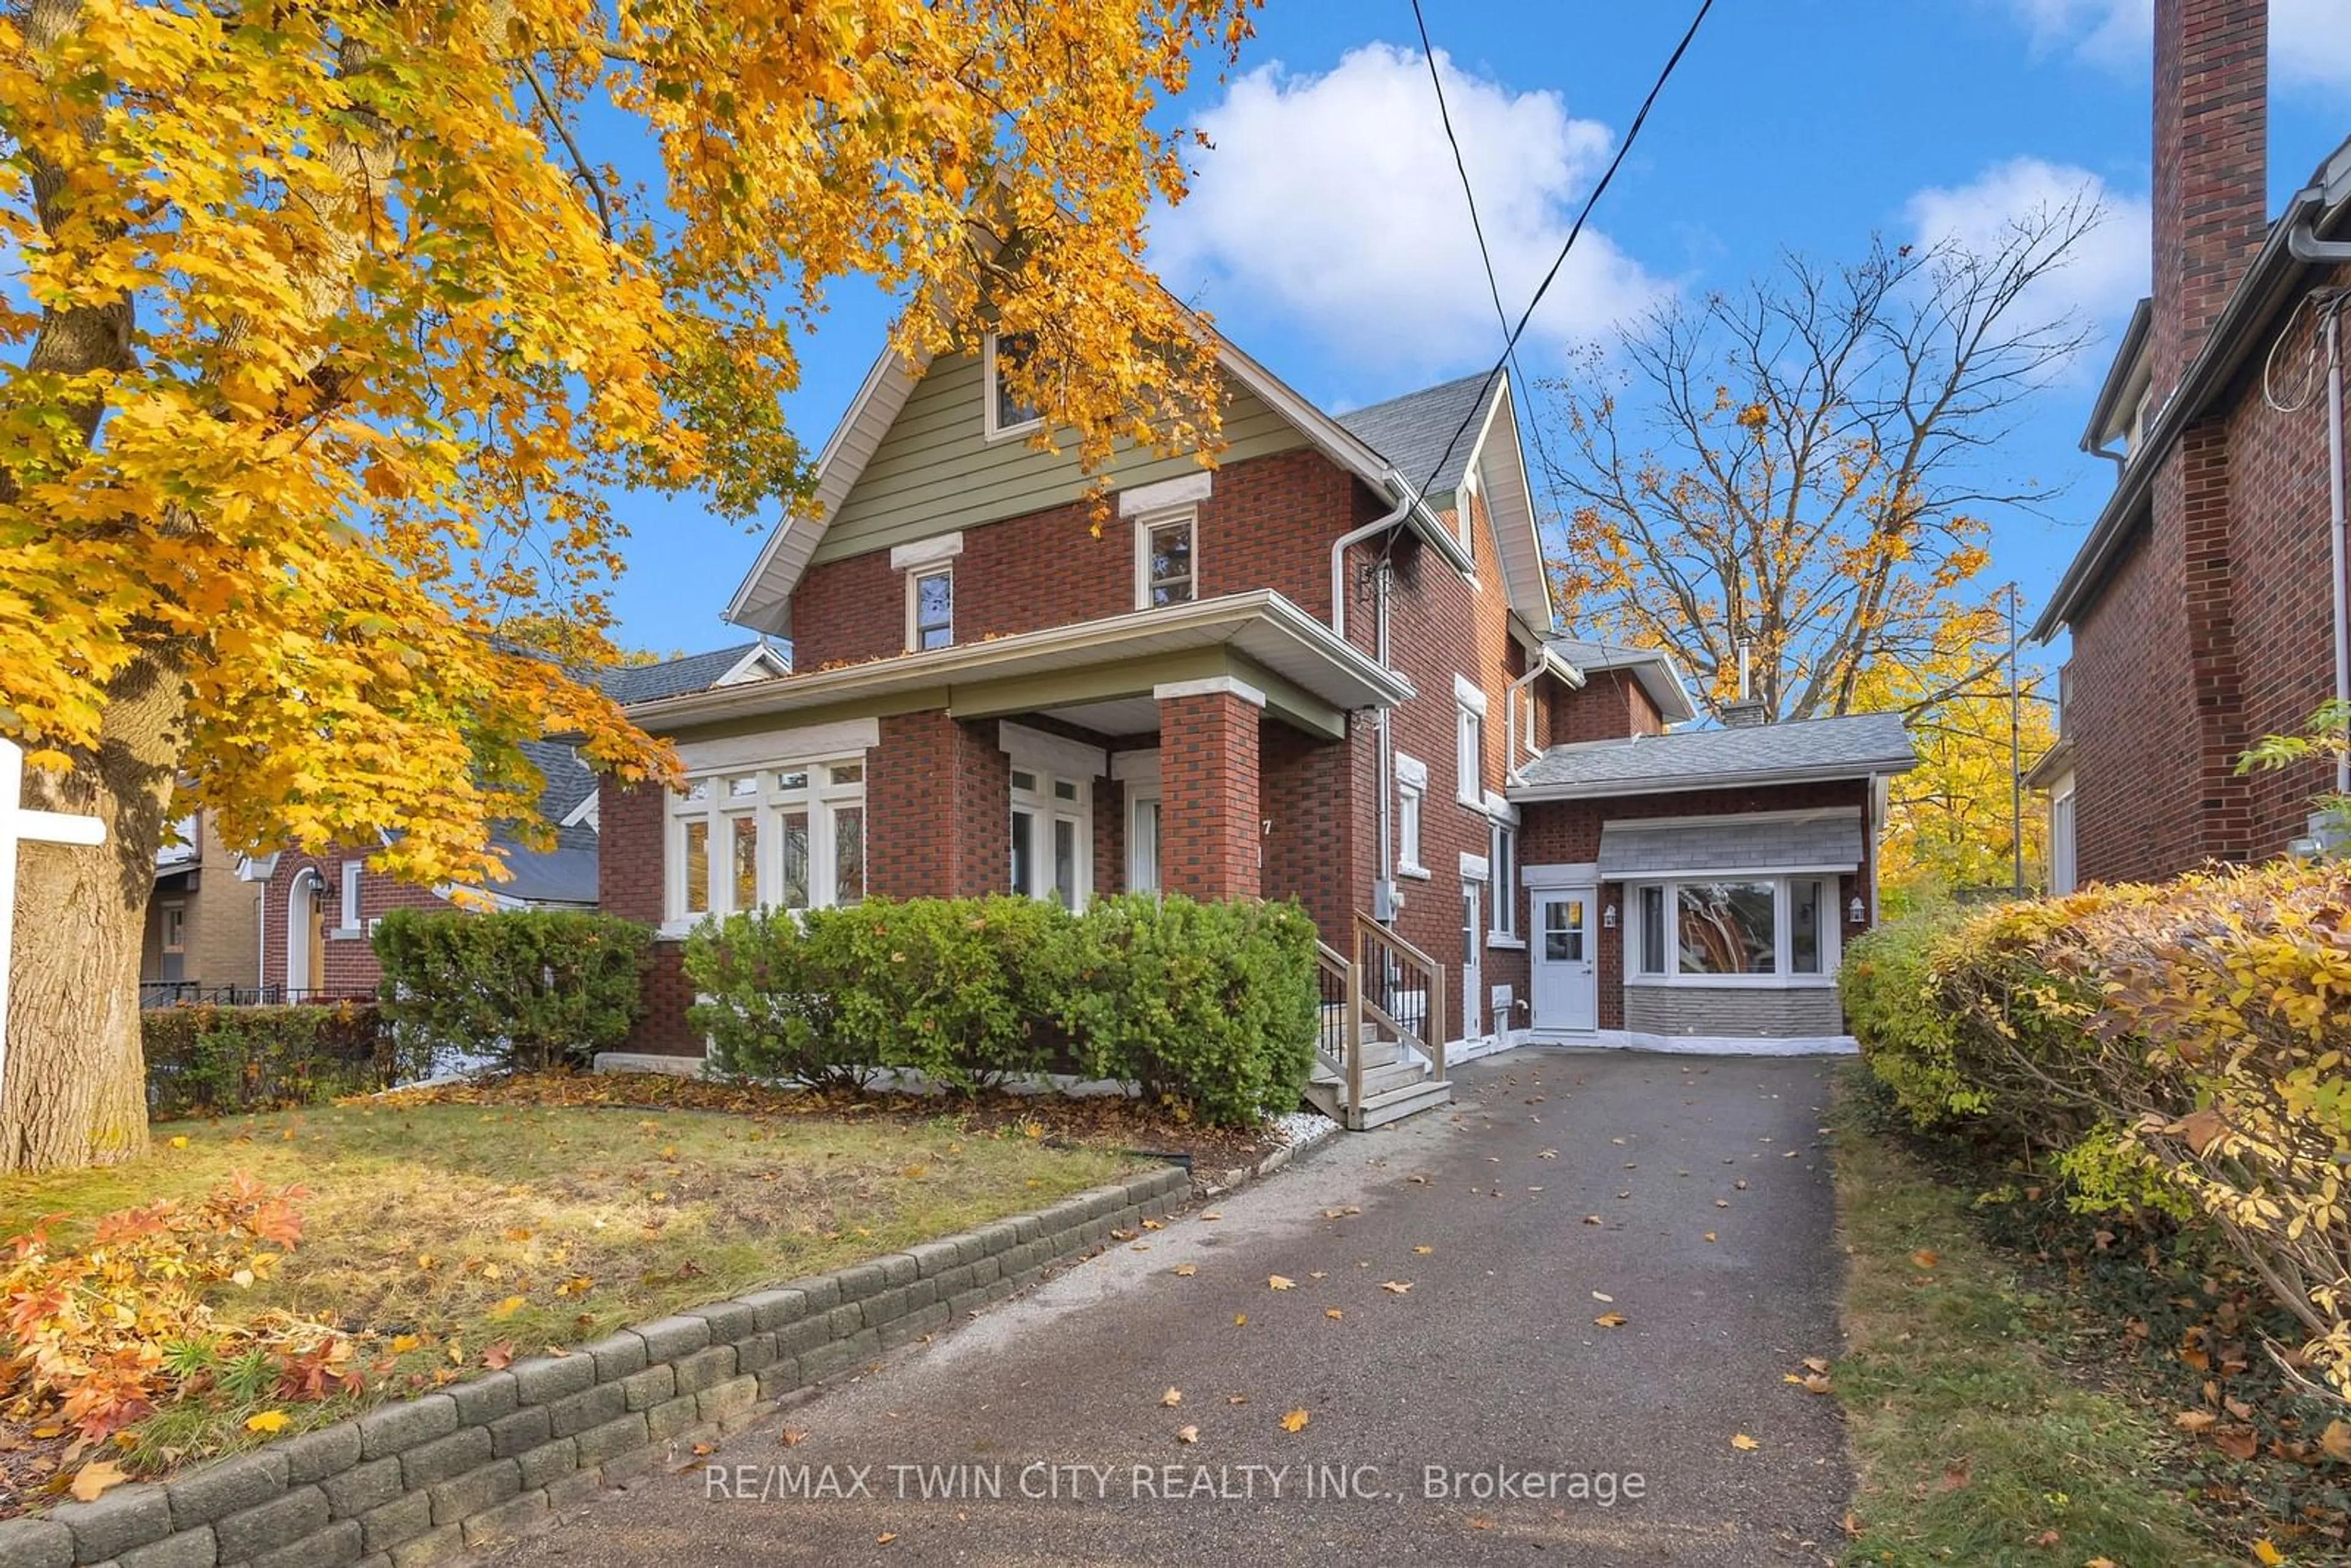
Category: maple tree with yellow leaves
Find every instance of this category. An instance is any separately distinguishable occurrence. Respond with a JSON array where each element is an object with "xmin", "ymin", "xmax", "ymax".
[{"xmin": 0, "ymin": 0, "xmax": 1256, "ymax": 1171}]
